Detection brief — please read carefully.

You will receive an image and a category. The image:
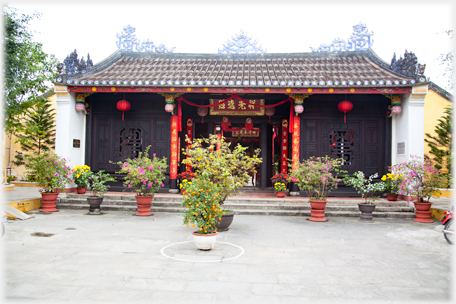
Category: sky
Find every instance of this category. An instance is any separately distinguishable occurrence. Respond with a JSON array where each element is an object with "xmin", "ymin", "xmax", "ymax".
[{"xmin": 4, "ymin": 0, "xmax": 456, "ymax": 91}]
